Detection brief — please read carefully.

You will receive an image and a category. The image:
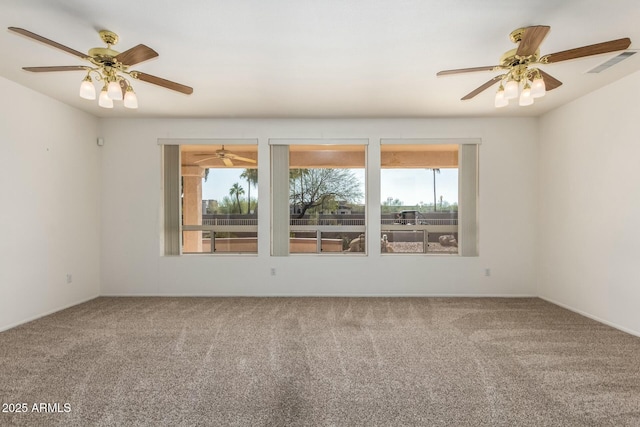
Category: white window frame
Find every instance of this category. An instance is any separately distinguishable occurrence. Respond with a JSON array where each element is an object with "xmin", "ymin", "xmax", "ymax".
[
  {"xmin": 269, "ymin": 139, "xmax": 369, "ymax": 256},
  {"xmin": 159, "ymin": 138, "xmax": 259, "ymax": 256},
  {"xmin": 380, "ymin": 138, "xmax": 479, "ymax": 256}
]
